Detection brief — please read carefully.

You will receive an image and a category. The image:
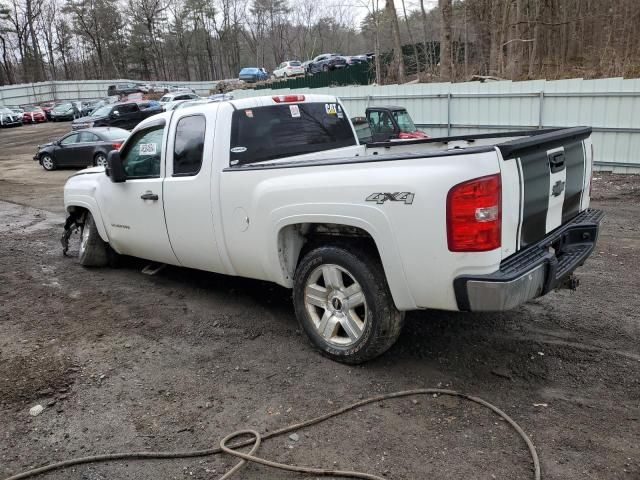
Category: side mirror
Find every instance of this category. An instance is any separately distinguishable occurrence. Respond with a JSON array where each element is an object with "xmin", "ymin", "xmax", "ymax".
[
  {"xmin": 111, "ymin": 110, "xmax": 120, "ymax": 117},
  {"xmin": 106, "ymin": 150, "xmax": 126, "ymax": 183}
]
